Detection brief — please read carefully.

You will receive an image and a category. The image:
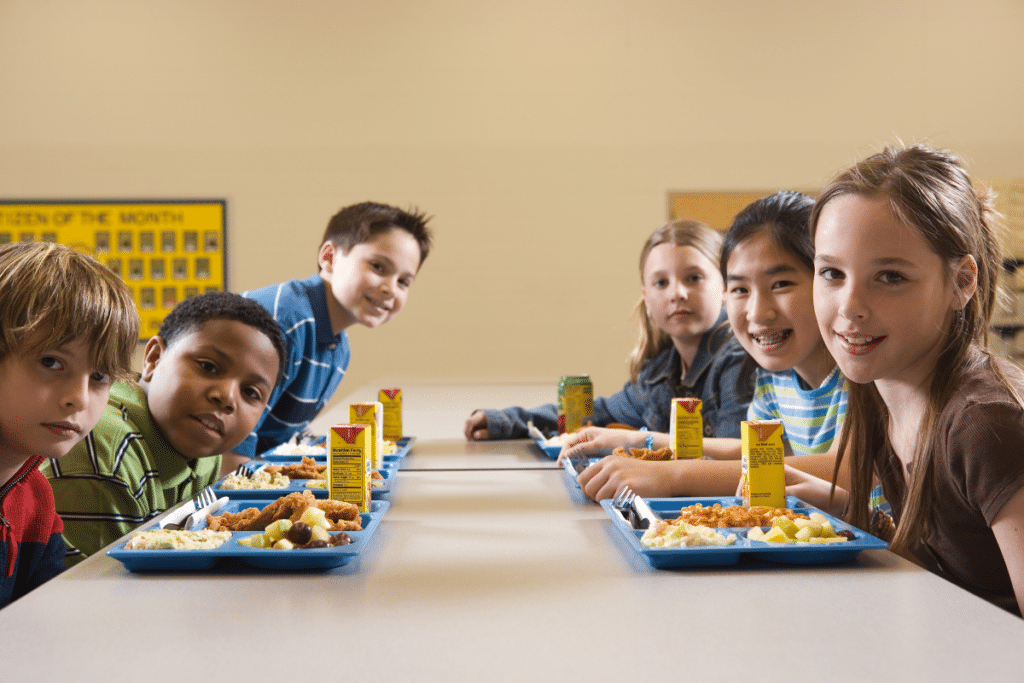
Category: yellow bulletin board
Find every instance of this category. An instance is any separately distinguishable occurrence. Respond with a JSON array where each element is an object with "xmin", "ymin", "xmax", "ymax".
[
  {"xmin": 0, "ymin": 200, "xmax": 227, "ymax": 340},
  {"xmin": 668, "ymin": 190, "xmax": 822, "ymax": 231}
]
